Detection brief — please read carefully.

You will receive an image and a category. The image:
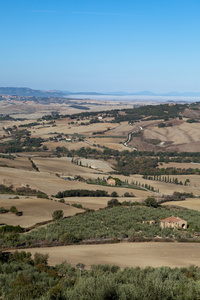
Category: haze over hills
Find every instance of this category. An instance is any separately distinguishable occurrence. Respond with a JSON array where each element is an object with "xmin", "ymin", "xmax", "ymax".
[
  {"xmin": 0, "ymin": 87, "xmax": 200, "ymax": 98},
  {"xmin": 0, "ymin": 87, "xmax": 65, "ymax": 97}
]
